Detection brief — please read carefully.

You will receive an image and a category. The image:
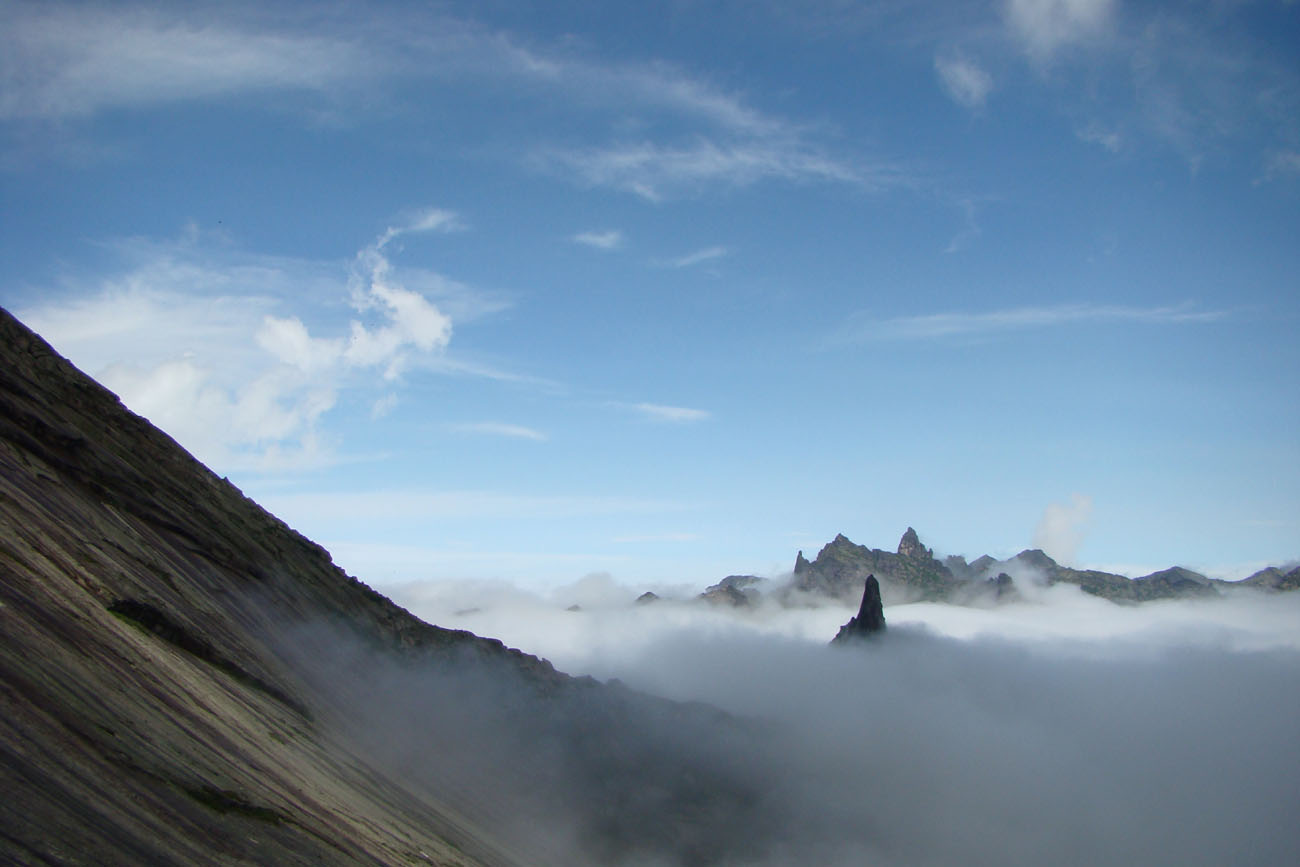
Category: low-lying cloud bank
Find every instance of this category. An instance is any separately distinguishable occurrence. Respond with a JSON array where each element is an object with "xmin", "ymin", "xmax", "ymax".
[{"xmin": 368, "ymin": 576, "xmax": 1300, "ymax": 865}]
